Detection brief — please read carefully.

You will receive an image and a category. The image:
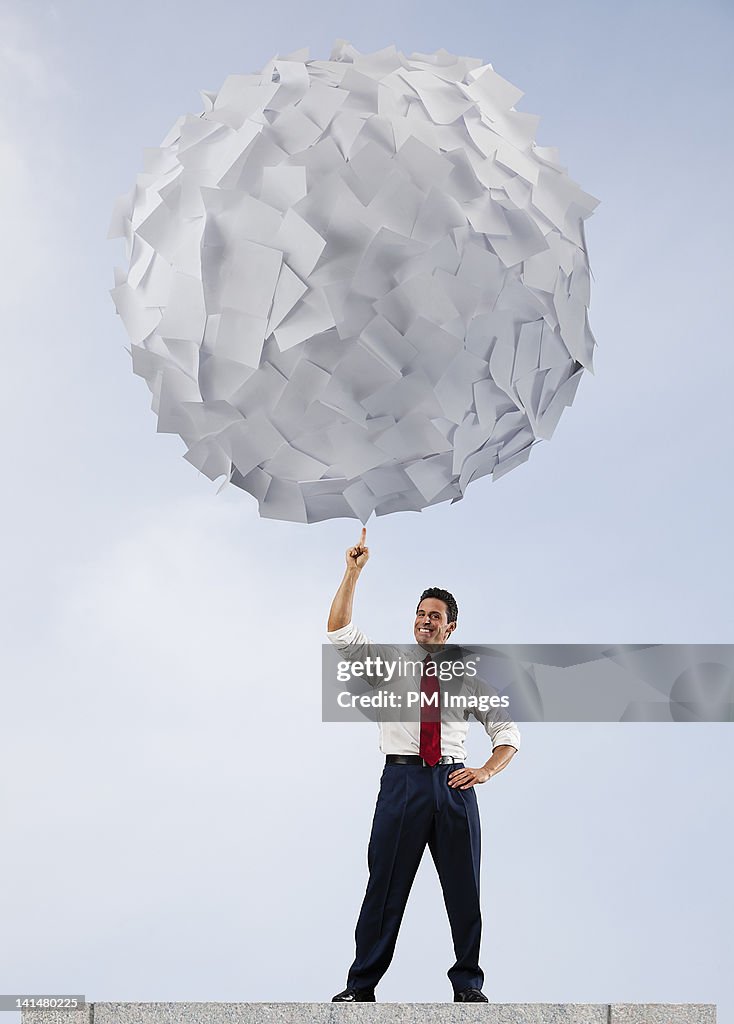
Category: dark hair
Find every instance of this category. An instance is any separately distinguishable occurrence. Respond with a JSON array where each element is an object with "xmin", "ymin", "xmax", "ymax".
[{"xmin": 417, "ymin": 588, "xmax": 458, "ymax": 626}]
